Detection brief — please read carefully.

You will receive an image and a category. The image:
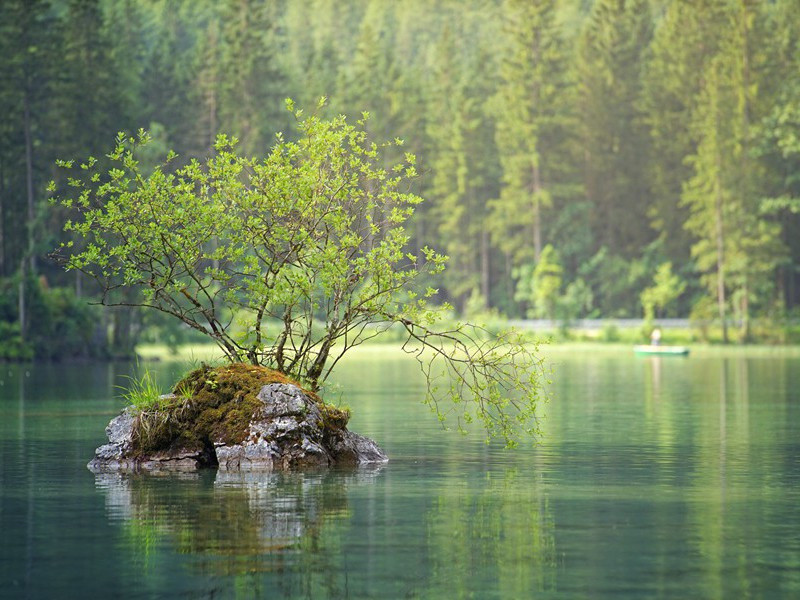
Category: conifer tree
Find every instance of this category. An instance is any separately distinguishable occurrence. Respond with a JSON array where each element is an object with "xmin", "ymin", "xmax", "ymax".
[
  {"xmin": 577, "ymin": 0, "xmax": 654, "ymax": 259},
  {"xmin": 489, "ymin": 0, "xmax": 571, "ymax": 265},
  {"xmin": 0, "ymin": 0, "xmax": 61, "ymax": 339},
  {"xmin": 218, "ymin": 0, "xmax": 287, "ymax": 156},
  {"xmin": 640, "ymin": 0, "xmax": 727, "ymax": 267},
  {"xmin": 682, "ymin": 1, "xmax": 784, "ymax": 341},
  {"xmin": 425, "ymin": 15, "xmax": 501, "ymax": 309}
]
